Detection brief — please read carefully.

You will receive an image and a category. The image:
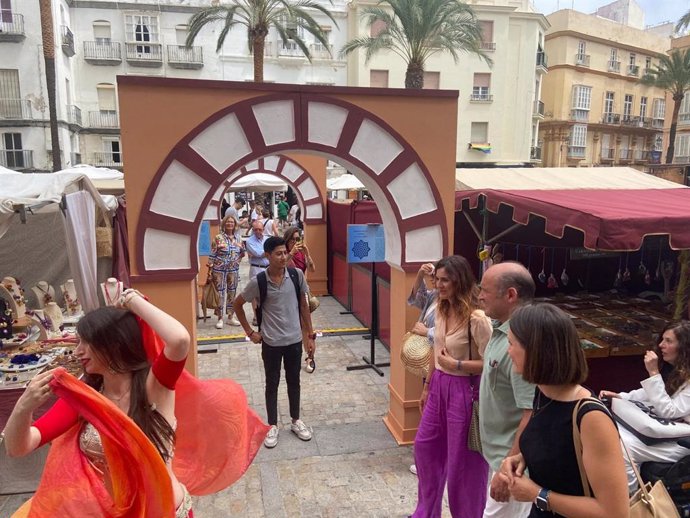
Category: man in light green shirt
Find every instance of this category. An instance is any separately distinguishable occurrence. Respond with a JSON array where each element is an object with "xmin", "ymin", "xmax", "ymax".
[{"xmin": 478, "ymin": 262, "xmax": 535, "ymax": 518}]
